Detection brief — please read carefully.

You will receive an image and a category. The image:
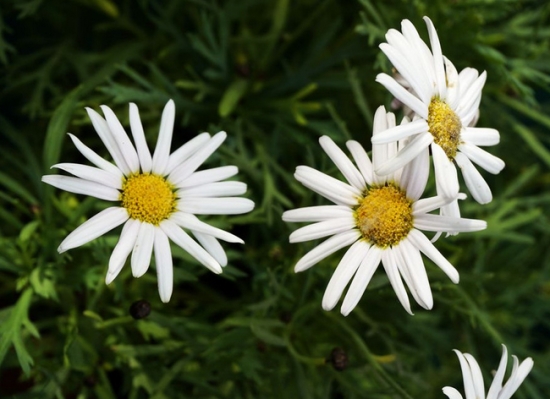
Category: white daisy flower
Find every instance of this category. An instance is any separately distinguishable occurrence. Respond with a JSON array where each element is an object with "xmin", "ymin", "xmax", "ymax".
[
  {"xmin": 373, "ymin": 16, "xmax": 505, "ymax": 204},
  {"xmin": 443, "ymin": 345, "xmax": 534, "ymax": 399},
  {"xmin": 42, "ymin": 100, "xmax": 254, "ymax": 302},
  {"xmin": 282, "ymin": 106, "xmax": 486, "ymax": 316}
]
